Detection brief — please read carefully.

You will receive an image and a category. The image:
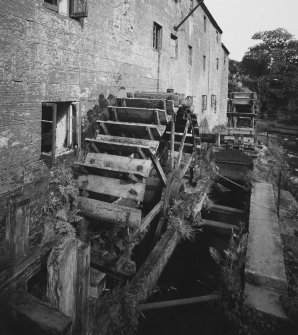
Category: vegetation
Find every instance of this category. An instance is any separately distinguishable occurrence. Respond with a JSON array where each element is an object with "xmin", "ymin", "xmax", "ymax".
[{"xmin": 238, "ymin": 28, "xmax": 298, "ymax": 120}]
